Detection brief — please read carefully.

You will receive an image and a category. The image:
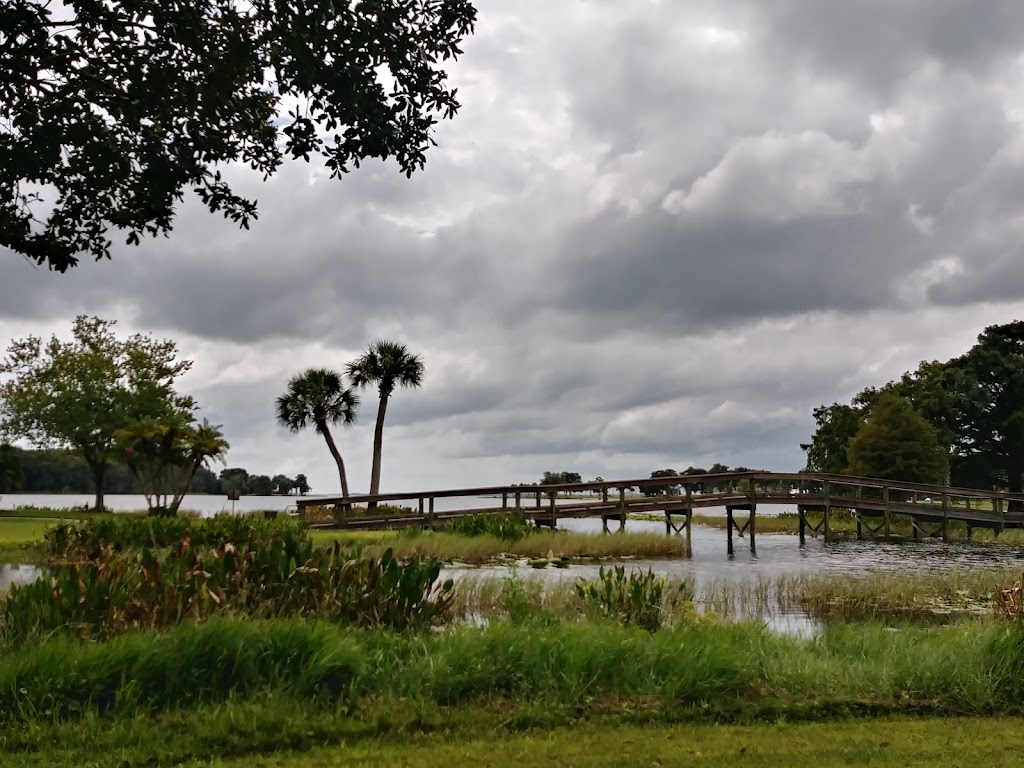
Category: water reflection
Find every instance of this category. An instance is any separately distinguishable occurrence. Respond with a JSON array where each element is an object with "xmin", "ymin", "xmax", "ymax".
[{"xmin": 0, "ymin": 565, "xmax": 43, "ymax": 592}]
